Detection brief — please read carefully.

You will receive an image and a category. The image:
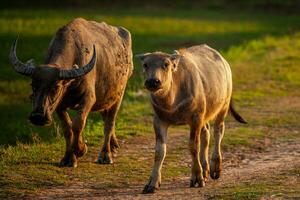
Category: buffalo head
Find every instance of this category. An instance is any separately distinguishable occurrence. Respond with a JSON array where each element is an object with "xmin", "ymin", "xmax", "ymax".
[
  {"xmin": 136, "ymin": 51, "xmax": 180, "ymax": 93},
  {"xmin": 9, "ymin": 38, "xmax": 96, "ymax": 126}
]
